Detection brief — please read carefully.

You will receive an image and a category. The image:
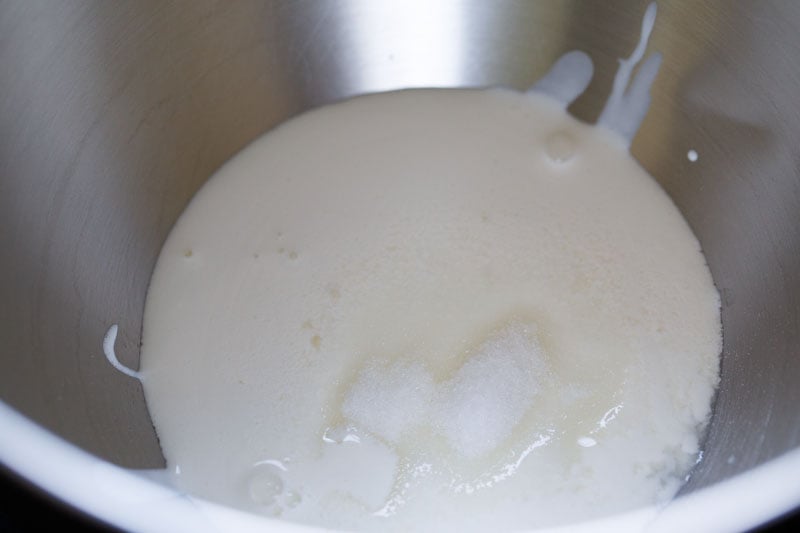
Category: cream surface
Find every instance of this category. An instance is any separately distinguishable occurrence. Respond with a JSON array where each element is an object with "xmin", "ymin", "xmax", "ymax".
[{"xmin": 140, "ymin": 88, "xmax": 721, "ymax": 532}]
